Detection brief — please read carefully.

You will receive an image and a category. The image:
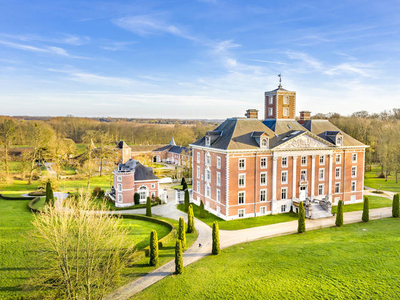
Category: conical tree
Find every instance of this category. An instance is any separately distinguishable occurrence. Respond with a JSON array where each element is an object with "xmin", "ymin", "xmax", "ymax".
[
  {"xmin": 392, "ymin": 194, "xmax": 399, "ymax": 218},
  {"xmin": 212, "ymin": 221, "xmax": 220, "ymax": 255},
  {"xmin": 146, "ymin": 196, "xmax": 152, "ymax": 217},
  {"xmin": 181, "ymin": 177, "xmax": 186, "ymax": 187},
  {"xmin": 149, "ymin": 230, "xmax": 159, "ymax": 266},
  {"xmin": 335, "ymin": 200, "xmax": 344, "ymax": 227},
  {"xmin": 175, "ymin": 239, "xmax": 183, "ymax": 274},
  {"xmin": 187, "ymin": 204, "xmax": 195, "ymax": 233},
  {"xmin": 182, "ymin": 180, "xmax": 188, "ymax": 191},
  {"xmin": 362, "ymin": 195, "xmax": 369, "ymax": 222},
  {"xmin": 178, "ymin": 217, "xmax": 186, "ymax": 249},
  {"xmin": 199, "ymin": 200, "xmax": 205, "ymax": 218},
  {"xmin": 45, "ymin": 180, "xmax": 54, "ymax": 206},
  {"xmin": 298, "ymin": 201, "xmax": 306, "ymax": 233},
  {"xmin": 184, "ymin": 190, "xmax": 190, "ymax": 212}
]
